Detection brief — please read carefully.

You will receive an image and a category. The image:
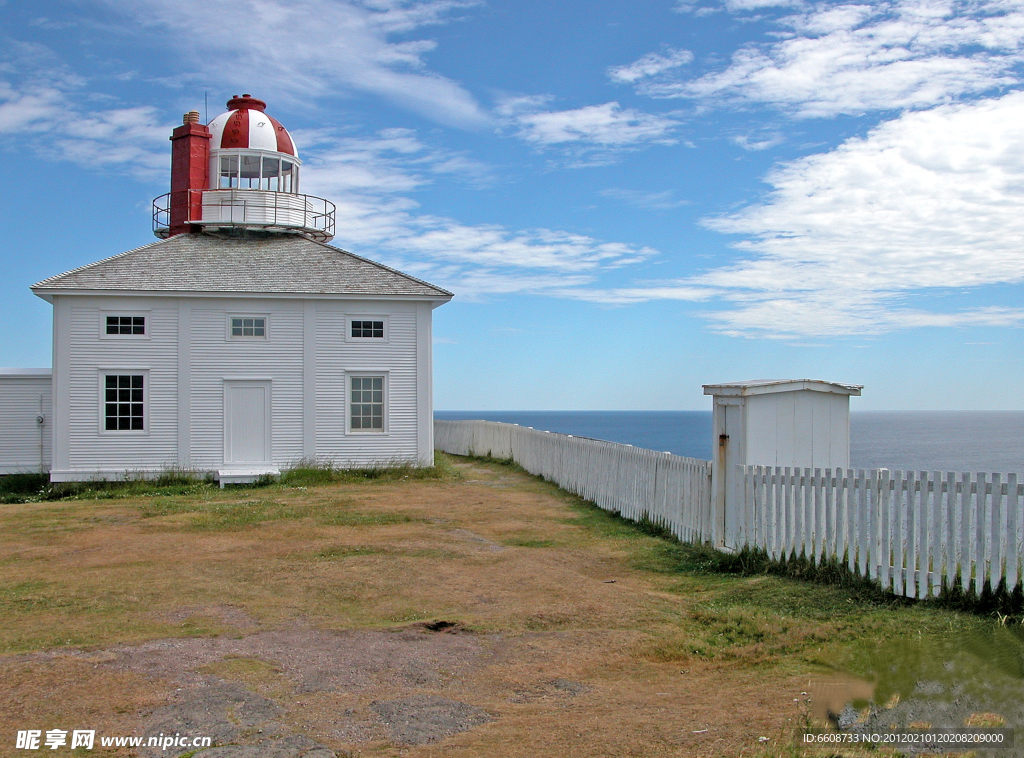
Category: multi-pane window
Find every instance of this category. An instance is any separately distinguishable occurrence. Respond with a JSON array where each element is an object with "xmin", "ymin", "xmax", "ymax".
[
  {"xmin": 219, "ymin": 154, "xmax": 297, "ymax": 192},
  {"xmin": 219, "ymin": 155, "xmax": 239, "ymax": 188},
  {"xmin": 231, "ymin": 317, "xmax": 266, "ymax": 337},
  {"xmin": 240, "ymin": 154, "xmax": 261, "ymax": 189},
  {"xmin": 104, "ymin": 375, "xmax": 144, "ymax": 431},
  {"xmin": 106, "ymin": 316, "xmax": 145, "ymax": 335},
  {"xmin": 351, "ymin": 320, "xmax": 384, "ymax": 339},
  {"xmin": 350, "ymin": 376, "xmax": 384, "ymax": 431}
]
